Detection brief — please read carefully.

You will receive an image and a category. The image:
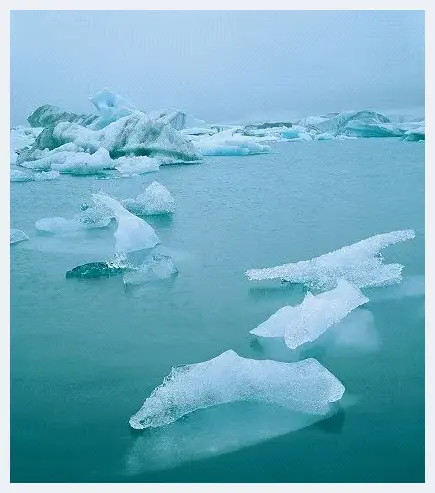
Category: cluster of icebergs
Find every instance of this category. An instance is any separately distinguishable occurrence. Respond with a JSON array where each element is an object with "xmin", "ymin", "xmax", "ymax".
[
  {"xmin": 10, "ymin": 90, "xmax": 424, "ymax": 181},
  {"xmin": 128, "ymin": 228, "xmax": 415, "ymax": 432}
]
